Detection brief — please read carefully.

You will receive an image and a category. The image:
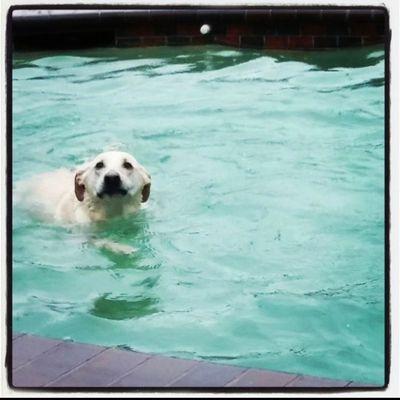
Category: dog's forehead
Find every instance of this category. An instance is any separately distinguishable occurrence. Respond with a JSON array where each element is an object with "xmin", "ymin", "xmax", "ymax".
[{"xmin": 94, "ymin": 151, "xmax": 137, "ymax": 166}]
